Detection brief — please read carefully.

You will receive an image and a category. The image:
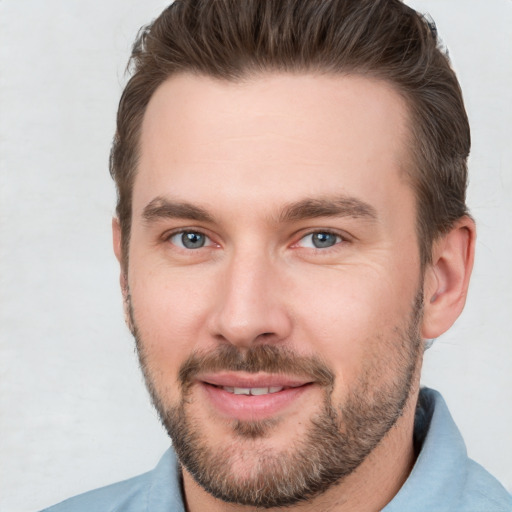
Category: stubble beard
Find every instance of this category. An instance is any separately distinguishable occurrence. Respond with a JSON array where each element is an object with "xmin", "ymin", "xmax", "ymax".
[{"xmin": 129, "ymin": 291, "xmax": 423, "ymax": 509}]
